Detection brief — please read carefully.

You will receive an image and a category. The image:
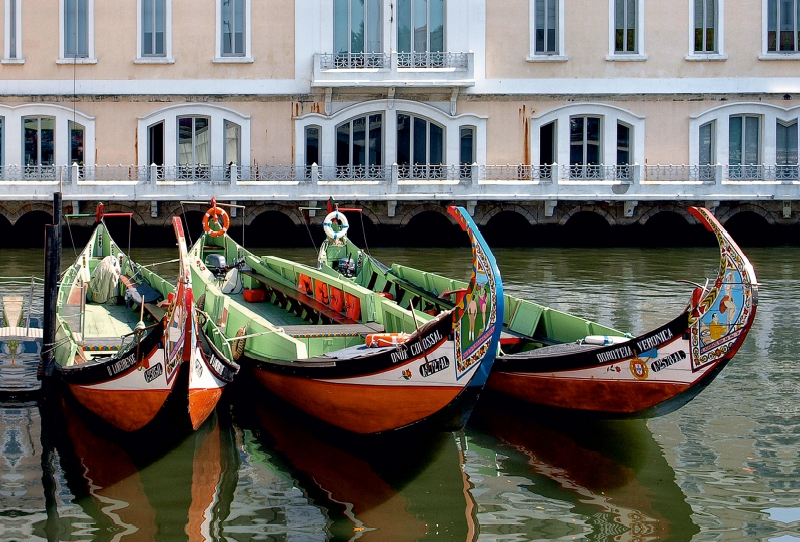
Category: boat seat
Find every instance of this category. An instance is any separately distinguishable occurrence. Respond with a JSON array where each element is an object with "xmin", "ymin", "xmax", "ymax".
[
  {"xmin": 119, "ymin": 275, "xmax": 165, "ymax": 321},
  {"xmin": 241, "ymin": 269, "xmax": 359, "ymax": 325},
  {"xmin": 280, "ymin": 322, "xmax": 384, "ymax": 339}
]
